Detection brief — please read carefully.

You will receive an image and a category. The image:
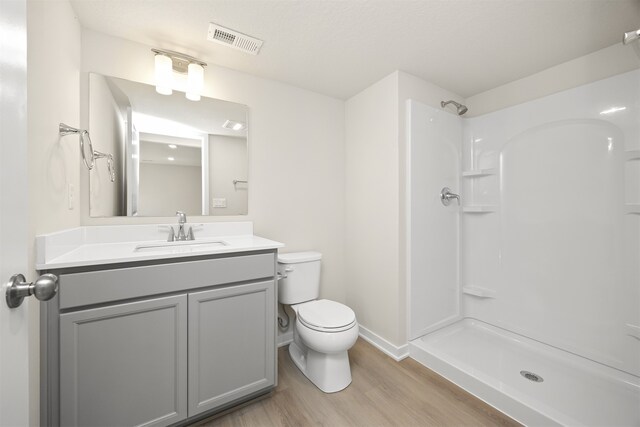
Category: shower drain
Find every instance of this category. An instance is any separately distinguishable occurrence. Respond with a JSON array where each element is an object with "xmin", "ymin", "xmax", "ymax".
[{"xmin": 520, "ymin": 370, "xmax": 544, "ymax": 382}]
